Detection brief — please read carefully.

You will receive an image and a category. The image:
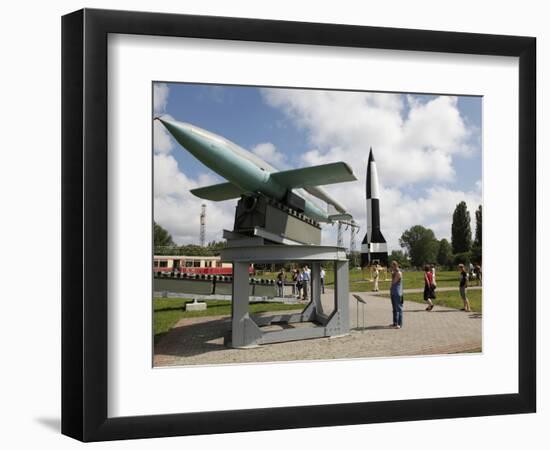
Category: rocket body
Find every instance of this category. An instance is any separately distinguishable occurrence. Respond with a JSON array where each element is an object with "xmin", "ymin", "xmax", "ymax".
[
  {"xmin": 157, "ymin": 117, "xmax": 355, "ymax": 223},
  {"xmin": 361, "ymin": 149, "xmax": 388, "ymax": 267}
]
